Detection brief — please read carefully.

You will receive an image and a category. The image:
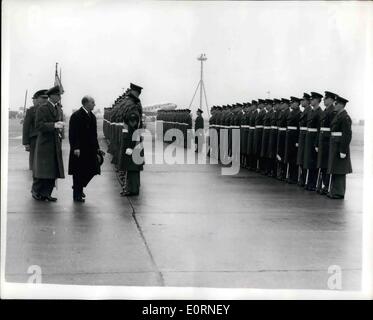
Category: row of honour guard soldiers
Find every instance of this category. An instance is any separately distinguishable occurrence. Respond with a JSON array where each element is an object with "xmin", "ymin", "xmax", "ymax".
[
  {"xmin": 103, "ymin": 83, "xmax": 144, "ymax": 196},
  {"xmin": 208, "ymin": 91, "xmax": 352, "ymax": 199}
]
